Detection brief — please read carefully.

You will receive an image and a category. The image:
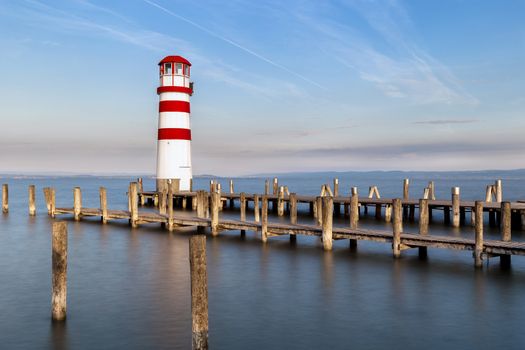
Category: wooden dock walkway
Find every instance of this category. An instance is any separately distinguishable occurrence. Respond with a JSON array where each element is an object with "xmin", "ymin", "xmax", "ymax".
[{"xmin": 42, "ymin": 181, "xmax": 525, "ymax": 269}]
